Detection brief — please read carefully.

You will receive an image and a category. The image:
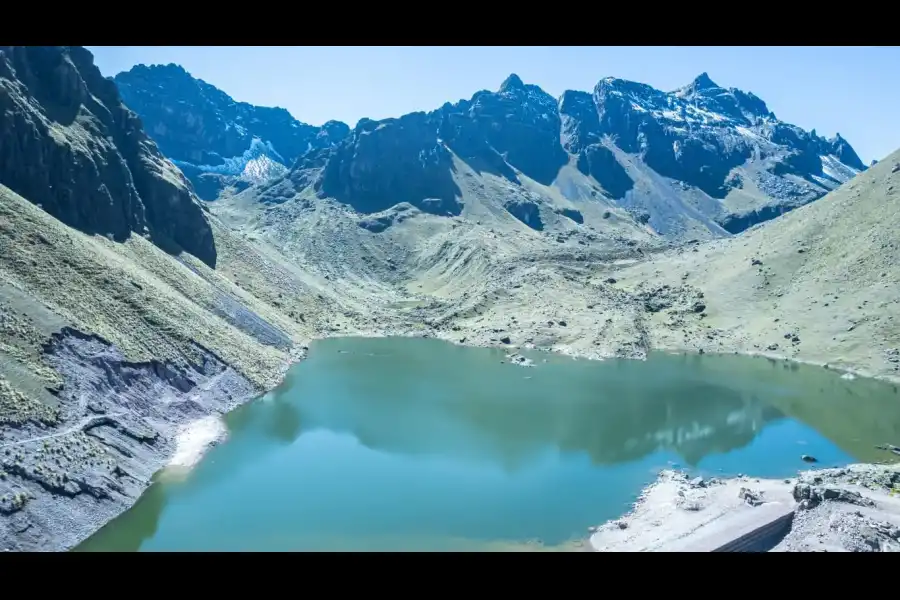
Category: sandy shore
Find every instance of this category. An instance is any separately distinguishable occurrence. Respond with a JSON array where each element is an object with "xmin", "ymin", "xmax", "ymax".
[
  {"xmin": 168, "ymin": 416, "xmax": 228, "ymax": 469},
  {"xmin": 588, "ymin": 463, "xmax": 900, "ymax": 552}
]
